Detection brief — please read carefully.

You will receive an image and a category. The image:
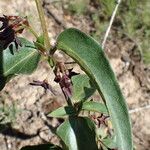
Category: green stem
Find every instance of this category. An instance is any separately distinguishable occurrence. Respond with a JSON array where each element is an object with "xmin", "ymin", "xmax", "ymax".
[
  {"xmin": 15, "ymin": 25, "xmax": 39, "ymax": 39},
  {"xmin": 27, "ymin": 26, "xmax": 39, "ymax": 39},
  {"xmin": 35, "ymin": 0, "xmax": 51, "ymax": 50}
]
